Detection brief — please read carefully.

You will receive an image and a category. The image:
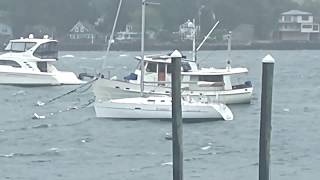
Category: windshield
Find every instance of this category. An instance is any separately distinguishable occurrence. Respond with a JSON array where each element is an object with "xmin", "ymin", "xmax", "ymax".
[
  {"xmin": 4, "ymin": 42, "xmax": 36, "ymax": 52},
  {"xmin": 33, "ymin": 41, "xmax": 58, "ymax": 59}
]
